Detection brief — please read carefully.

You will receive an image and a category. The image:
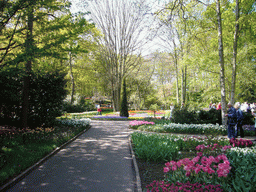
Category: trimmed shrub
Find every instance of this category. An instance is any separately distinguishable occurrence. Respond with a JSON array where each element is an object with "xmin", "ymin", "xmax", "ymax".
[
  {"xmin": 62, "ymin": 101, "xmax": 85, "ymax": 113},
  {"xmin": 62, "ymin": 98, "xmax": 95, "ymax": 113},
  {"xmin": 172, "ymin": 107, "xmax": 222, "ymax": 125},
  {"xmin": 243, "ymin": 112, "xmax": 255, "ymax": 125},
  {"xmin": 0, "ymin": 68, "xmax": 24, "ymax": 126},
  {"xmin": 172, "ymin": 106, "xmax": 198, "ymax": 124},
  {"xmin": 197, "ymin": 108, "xmax": 222, "ymax": 125},
  {"xmin": 29, "ymin": 70, "xmax": 67, "ymax": 127}
]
